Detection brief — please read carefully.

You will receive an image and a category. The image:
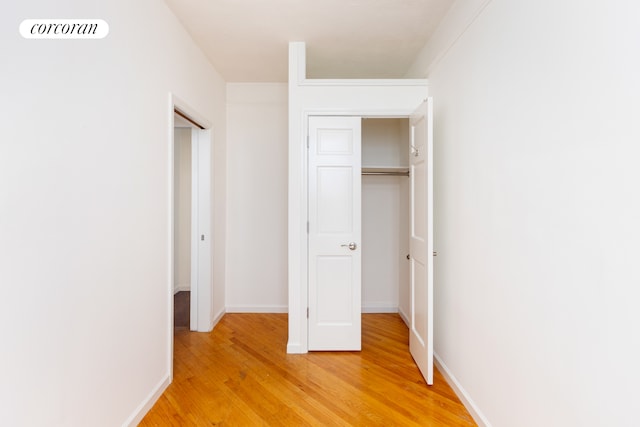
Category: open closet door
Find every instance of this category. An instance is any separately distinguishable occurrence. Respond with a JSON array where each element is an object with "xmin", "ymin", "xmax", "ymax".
[
  {"xmin": 409, "ymin": 99, "xmax": 434, "ymax": 384},
  {"xmin": 308, "ymin": 116, "xmax": 362, "ymax": 351}
]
